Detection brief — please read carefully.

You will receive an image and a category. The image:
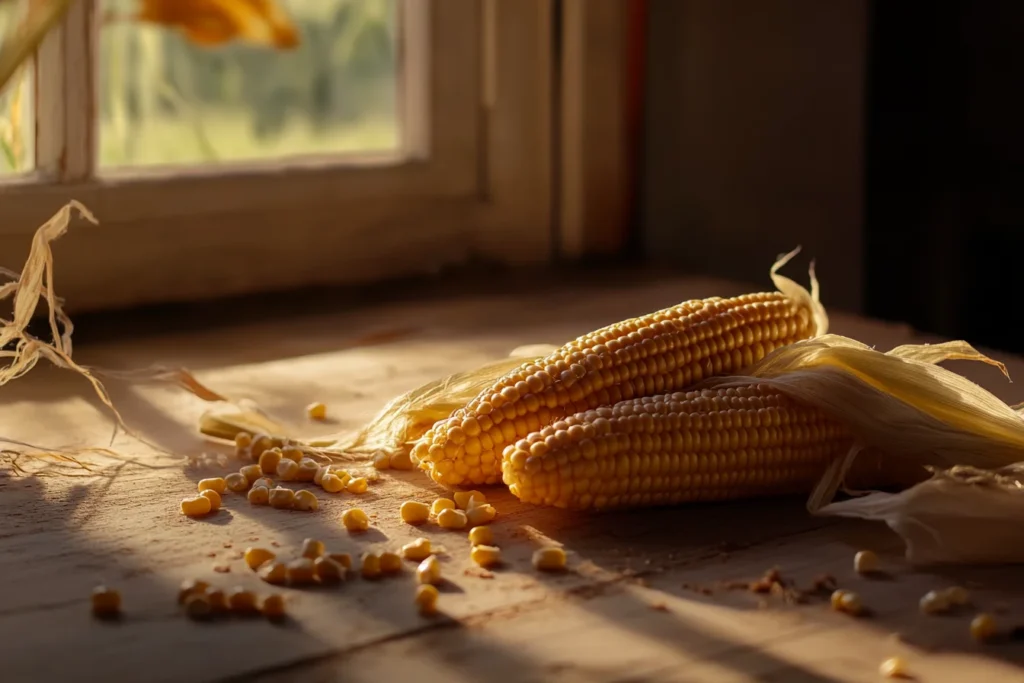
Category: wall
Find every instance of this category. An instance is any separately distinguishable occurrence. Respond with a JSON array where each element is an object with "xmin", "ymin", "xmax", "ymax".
[{"xmin": 641, "ymin": 0, "xmax": 867, "ymax": 313}]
